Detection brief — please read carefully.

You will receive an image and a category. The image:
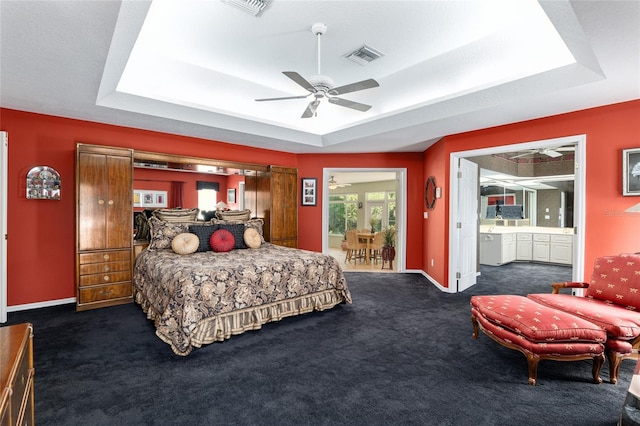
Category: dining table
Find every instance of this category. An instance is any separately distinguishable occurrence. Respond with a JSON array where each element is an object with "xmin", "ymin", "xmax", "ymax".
[{"xmin": 356, "ymin": 232, "xmax": 376, "ymax": 265}]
